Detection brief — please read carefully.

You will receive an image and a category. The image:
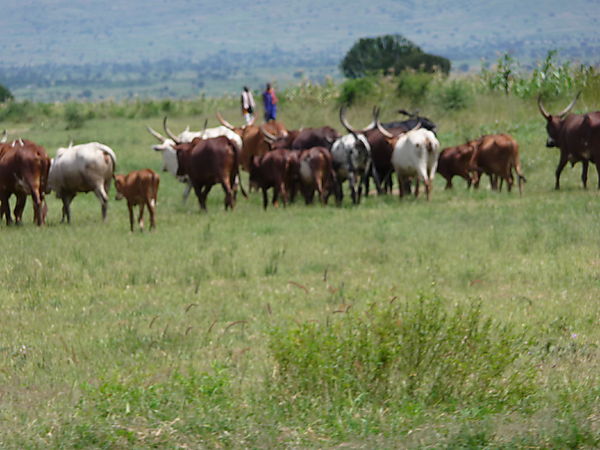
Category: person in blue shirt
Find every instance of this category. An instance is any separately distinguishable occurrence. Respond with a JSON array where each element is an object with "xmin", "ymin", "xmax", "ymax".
[{"xmin": 262, "ymin": 83, "xmax": 278, "ymax": 122}]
